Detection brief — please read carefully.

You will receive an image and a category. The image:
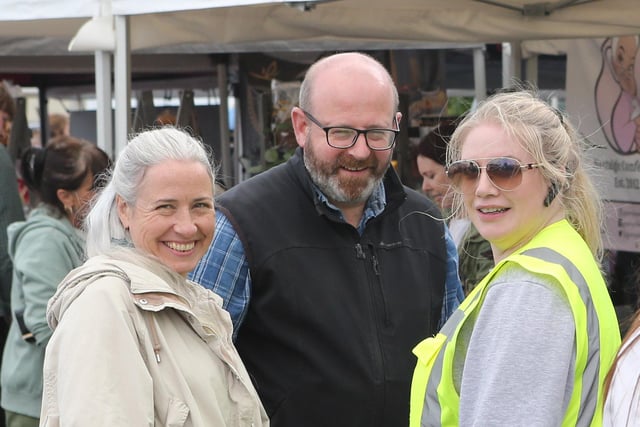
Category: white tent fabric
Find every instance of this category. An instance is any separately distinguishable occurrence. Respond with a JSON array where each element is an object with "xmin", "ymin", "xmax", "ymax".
[
  {"xmin": 2, "ymin": 0, "xmax": 640, "ymax": 54},
  {"xmin": 0, "ymin": 0, "xmax": 94, "ymax": 20},
  {"xmin": 110, "ymin": 0, "xmax": 313, "ymax": 16},
  {"xmin": 1, "ymin": 0, "xmax": 639, "ymax": 168},
  {"xmin": 120, "ymin": 0, "xmax": 640, "ymax": 52}
]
